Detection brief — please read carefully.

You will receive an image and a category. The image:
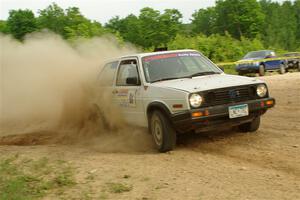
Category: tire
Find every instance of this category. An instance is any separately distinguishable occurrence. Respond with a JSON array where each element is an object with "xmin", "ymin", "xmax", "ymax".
[
  {"xmin": 150, "ymin": 110, "xmax": 176, "ymax": 152},
  {"xmin": 298, "ymin": 62, "xmax": 300, "ymax": 72},
  {"xmin": 238, "ymin": 116, "xmax": 260, "ymax": 132},
  {"xmin": 88, "ymin": 104, "xmax": 109, "ymax": 129},
  {"xmin": 259, "ymin": 64, "xmax": 265, "ymax": 76},
  {"xmin": 279, "ymin": 64, "xmax": 286, "ymax": 74}
]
